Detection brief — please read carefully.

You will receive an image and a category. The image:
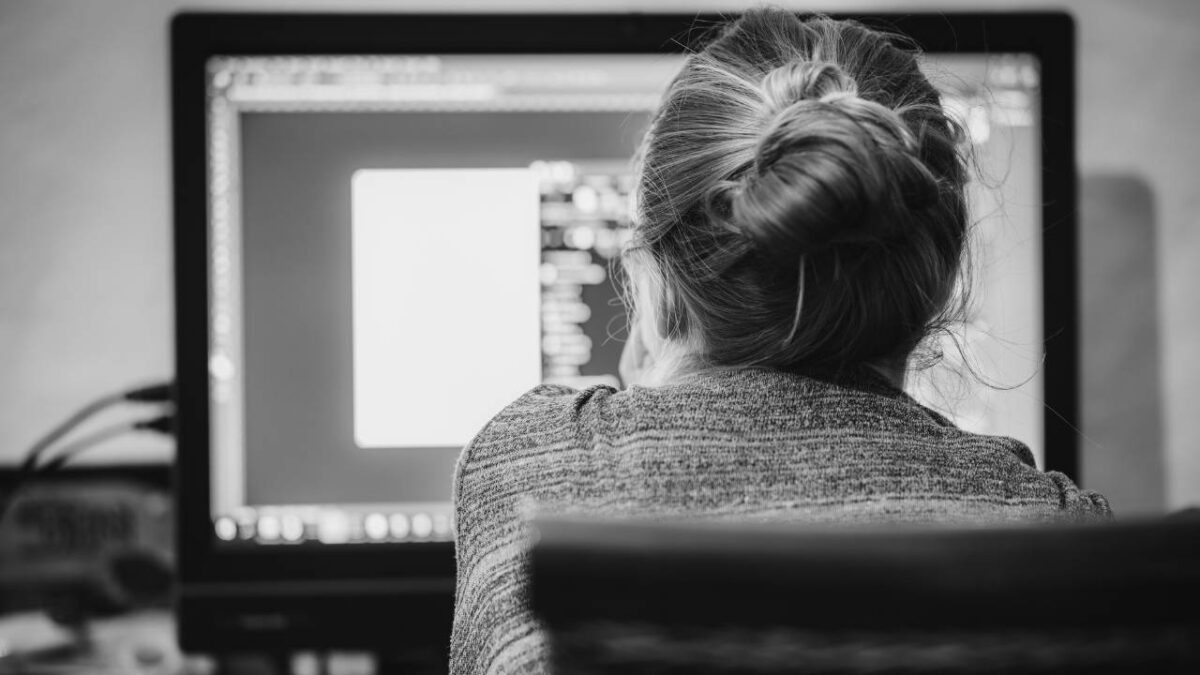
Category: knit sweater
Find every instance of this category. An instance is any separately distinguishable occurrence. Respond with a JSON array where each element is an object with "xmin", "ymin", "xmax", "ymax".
[{"xmin": 449, "ymin": 367, "xmax": 1111, "ymax": 674}]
